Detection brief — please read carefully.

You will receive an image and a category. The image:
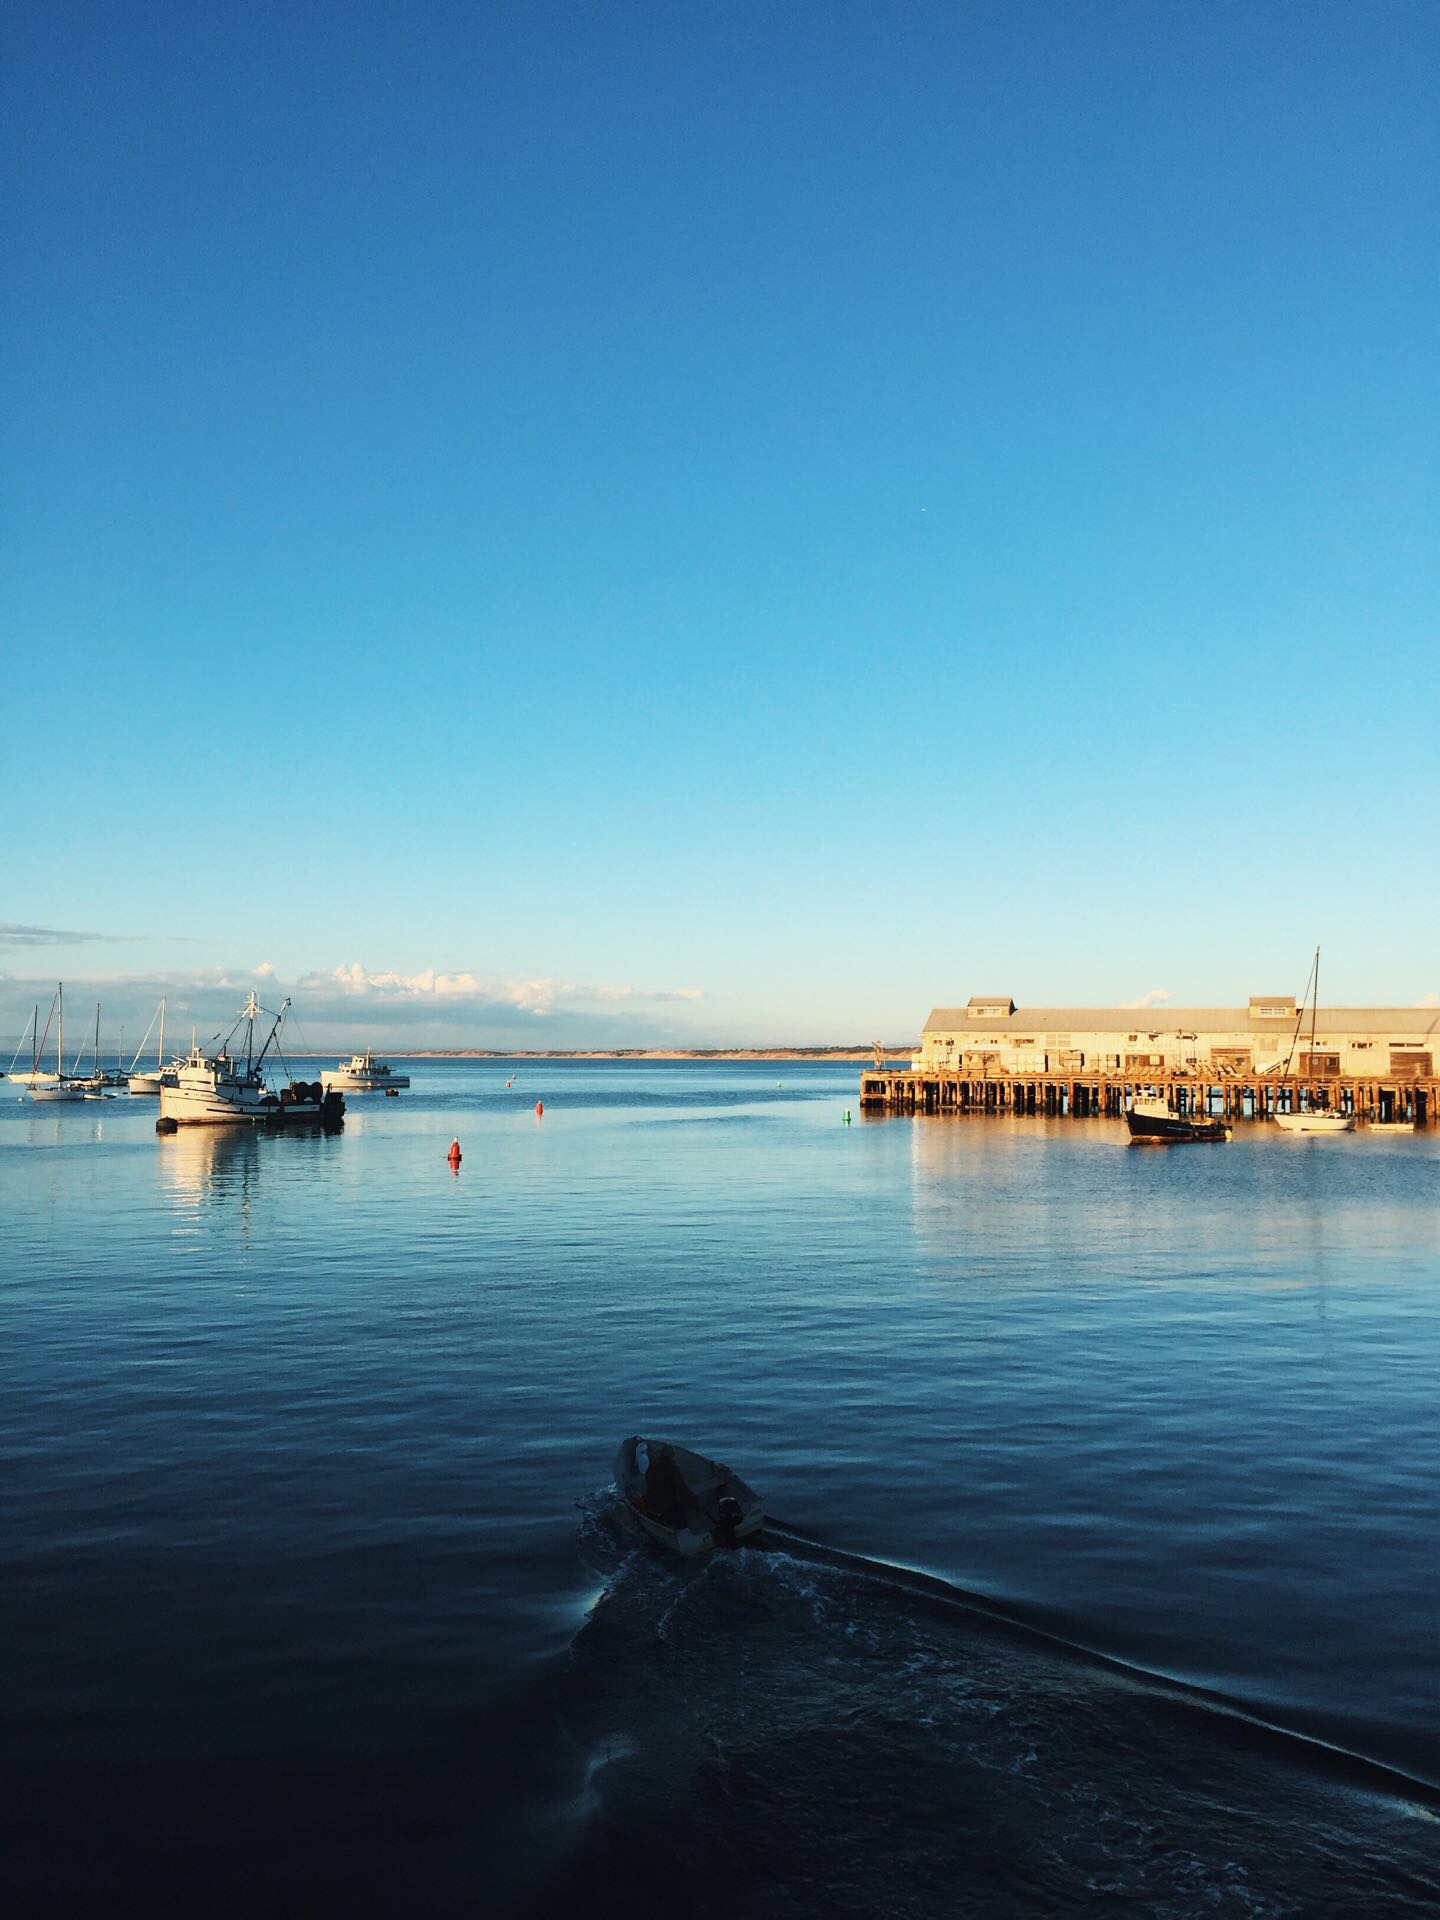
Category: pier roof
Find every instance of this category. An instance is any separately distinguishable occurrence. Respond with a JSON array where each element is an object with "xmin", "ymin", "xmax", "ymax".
[{"xmin": 923, "ymin": 1007, "xmax": 1440, "ymax": 1038}]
